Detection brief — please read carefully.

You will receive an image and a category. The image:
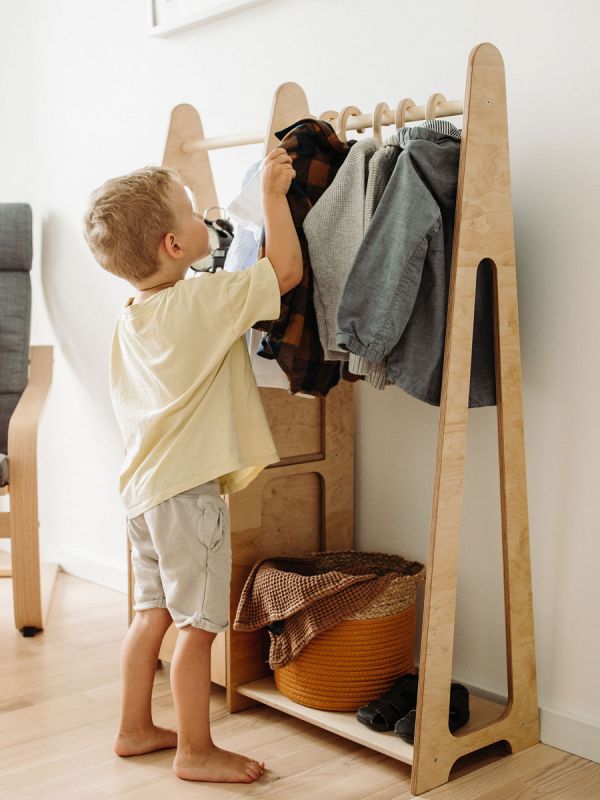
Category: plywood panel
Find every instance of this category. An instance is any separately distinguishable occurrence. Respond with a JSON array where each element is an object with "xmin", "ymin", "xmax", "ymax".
[
  {"xmin": 259, "ymin": 389, "xmax": 322, "ymax": 460},
  {"xmin": 227, "ymin": 380, "xmax": 354, "ymax": 712},
  {"xmin": 260, "ymin": 472, "xmax": 322, "ymax": 555},
  {"xmin": 227, "ymin": 471, "xmax": 323, "ymax": 708}
]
